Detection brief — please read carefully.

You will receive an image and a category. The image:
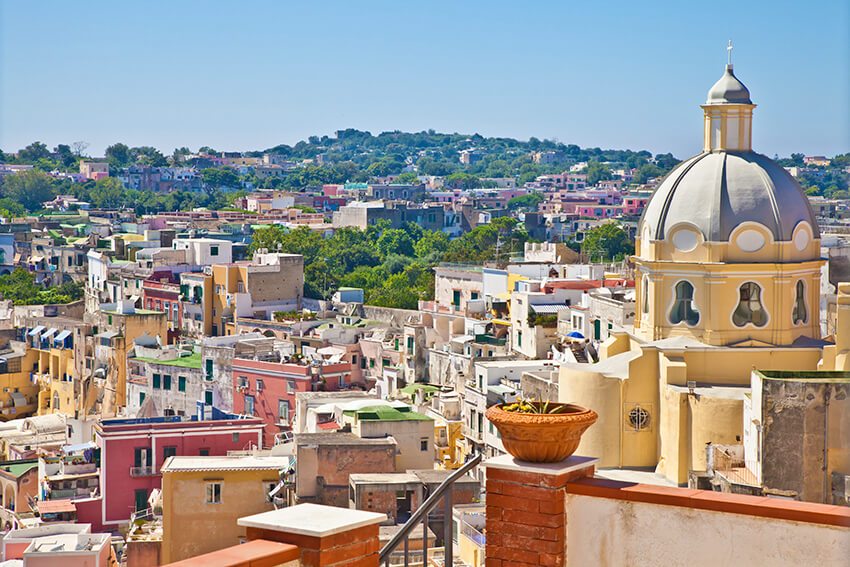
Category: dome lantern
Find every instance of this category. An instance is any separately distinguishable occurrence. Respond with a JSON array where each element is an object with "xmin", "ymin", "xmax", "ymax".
[{"xmin": 702, "ymin": 42, "xmax": 755, "ymax": 152}]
